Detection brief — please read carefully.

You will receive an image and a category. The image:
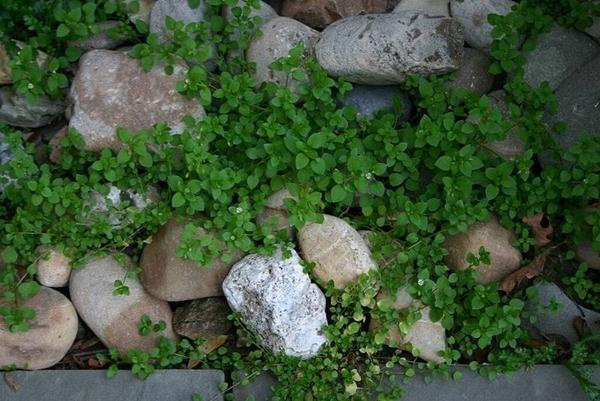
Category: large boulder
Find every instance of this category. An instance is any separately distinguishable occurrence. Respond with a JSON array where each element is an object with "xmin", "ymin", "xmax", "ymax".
[
  {"xmin": 223, "ymin": 249, "xmax": 328, "ymax": 358},
  {"xmin": 36, "ymin": 247, "xmax": 71, "ymax": 288},
  {"xmin": 446, "ymin": 47, "xmax": 494, "ymax": 96},
  {"xmin": 69, "ymin": 254, "xmax": 177, "ymax": 354},
  {"xmin": 173, "ymin": 297, "xmax": 233, "ymax": 340},
  {"xmin": 525, "ymin": 282, "xmax": 600, "ymax": 344},
  {"xmin": 0, "ymin": 287, "xmax": 78, "ymax": 369},
  {"xmin": 140, "ymin": 218, "xmax": 245, "ymax": 301},
  {"xmin": 450, "ymin": 0, "xmax": 516, "ymax": 52},
  {"xmin": 444, "ymin": 216, "xmax": 522, "ymax": 284},
  {"xmin": 523, "ymin": 25, "xmax": 599, "ymax": 90},
  {"xmin": 150, "ymin": 0, "xmax": 209, "ymax": 42},
  {"xmin": 68, "ymin": 49, "xmax": 205, "ymax": 151},
  {"xmin": 298, "ymin": 214, "xmax": 377, "ymax": 289},
  {"xmin": 371, "ymin": 288, "xmax": 446, "ymax": 363},
  {"xmin": 247, "ymin": 17, "xmax": 319, "ymax": 92},
  {"xmin": 341, "ymin": 84, "xmax": 412, "ymax": 121},
  {"xmin": 0, "ymin": 86, "xmax": 65, "ymax": 128},
  {"xmin": 280, "ymin": 0, "xmax": 389, "ymax": 29},
  {"xmin": 543, "ymin": 55, "xmax": 600, "ymax": 157},
  {"xmin": 393, "ymin": 0, "xmax": 449, "ymax": 16},
  {"xmin": 315, "ymin": 13, "xmax": 464, "ymax": 85}
]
